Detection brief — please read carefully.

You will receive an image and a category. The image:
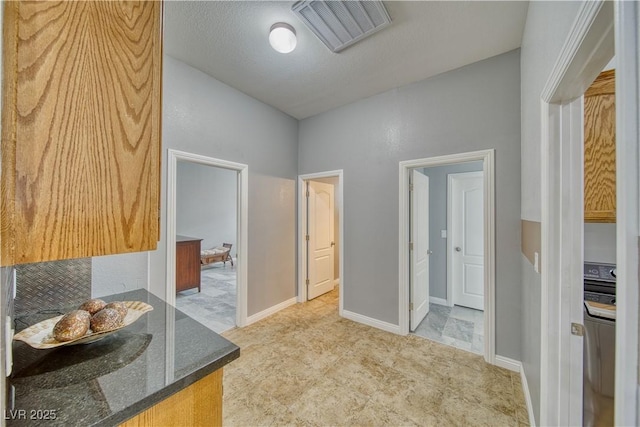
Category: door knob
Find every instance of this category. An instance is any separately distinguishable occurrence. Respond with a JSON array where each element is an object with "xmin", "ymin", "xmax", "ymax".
[
  {"xmin": 331, "ymin": 241, "xmax": 335, "ymax": 247},
  {"xmin": 427, "ymin": 249, "xmax": 433, "ymax": 255},
  {"xmin": 455, "ymin": 247, "xmax": 461, "ymax": 252}
]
